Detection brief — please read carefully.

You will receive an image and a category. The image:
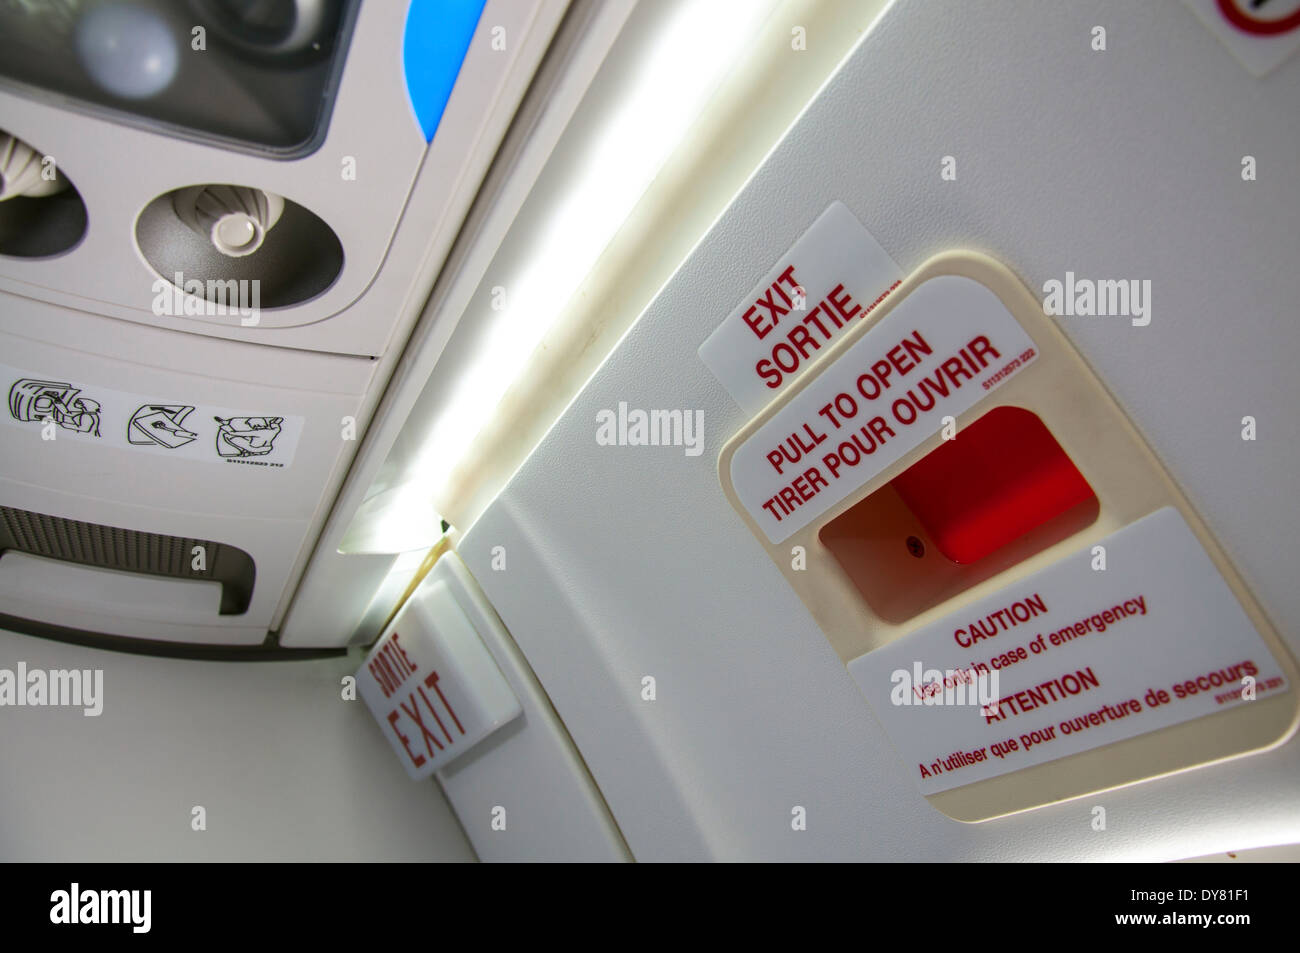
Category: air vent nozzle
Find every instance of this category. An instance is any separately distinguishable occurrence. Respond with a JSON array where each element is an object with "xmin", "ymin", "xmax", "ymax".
[{"xmin": 0, "ymin": 129, "xmax": 86, "ymax": 258}]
